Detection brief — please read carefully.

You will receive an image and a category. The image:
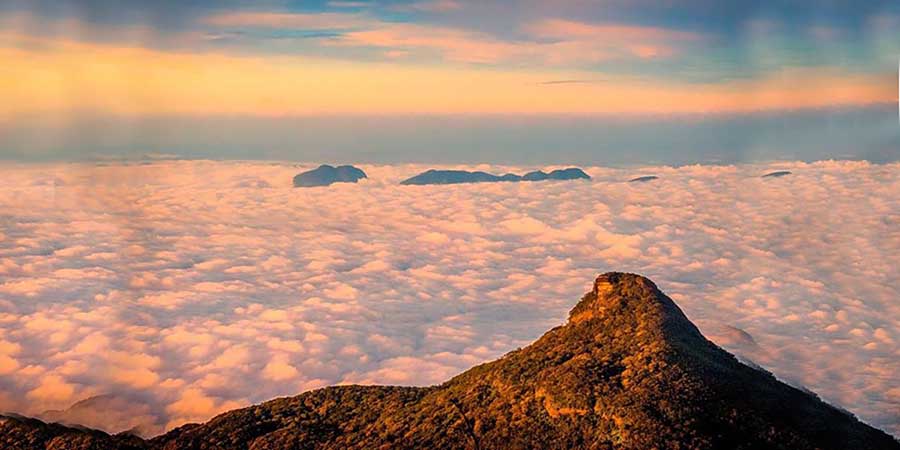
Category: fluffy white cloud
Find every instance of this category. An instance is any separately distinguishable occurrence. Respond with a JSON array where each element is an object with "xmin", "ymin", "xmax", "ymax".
[{"xmin": 0, "ymin": 160, "xmax": 897, "ymax": 437}]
